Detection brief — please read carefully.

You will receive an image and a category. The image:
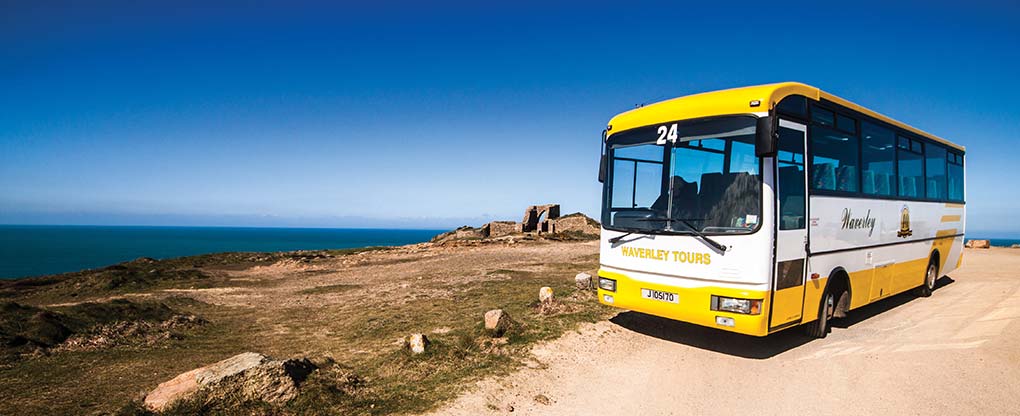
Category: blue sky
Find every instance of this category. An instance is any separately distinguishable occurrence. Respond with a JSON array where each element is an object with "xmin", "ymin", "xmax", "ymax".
[{"xmin": 1, "ymin": 1, "xmax": 1018, "ymax": 234}]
